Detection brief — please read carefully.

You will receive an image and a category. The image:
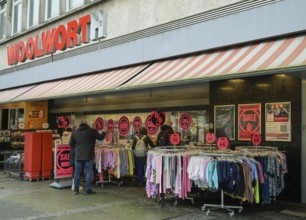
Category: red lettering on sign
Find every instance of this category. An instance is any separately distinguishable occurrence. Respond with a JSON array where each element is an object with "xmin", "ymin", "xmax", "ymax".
[
  {"xmin": 34, "ymin": 34, "xmax": 44, "ymax": 57},
  {"xmin": 206, "ymin": 133, "xmax": 216, "ymax": 143},
  {"xmin": 243, "ymin": 114, "xmax": 257, "ymax": 122},
  {"xmin": 217, "ymin": 137, "xmax": 229, "ymax": 150},
  {"xmin": 17, "ymin": 41, "xmax": 26, "ymax": 63},
  {"xmin": 67, "ymin": 20, "xmax": 79, "ymax": 48},
  {"xmin": 6, "ymin": 14, "xmax": 94, "ymax": 65},
  {"xmin": 79, "ymin": 14, "xmax": 91, "ymax": 43},
  {"xmin": 42, "ymin": 29, "xmax": 56, "ymax": 54},
  {"xmin": 25, "ymin": 37, "xmax": 35, "ymax": 60}
]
